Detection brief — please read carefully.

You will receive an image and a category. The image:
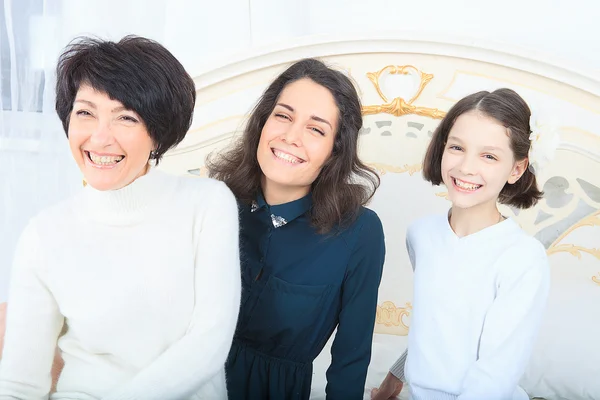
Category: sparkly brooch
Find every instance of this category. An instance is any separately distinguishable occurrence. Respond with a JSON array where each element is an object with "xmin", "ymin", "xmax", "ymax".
[{"xmin": 270, "ymin": 214, "xmax": 288, "ymax": 228}]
